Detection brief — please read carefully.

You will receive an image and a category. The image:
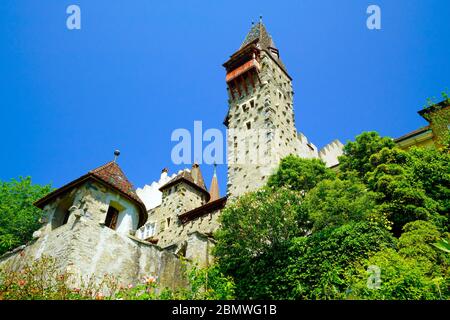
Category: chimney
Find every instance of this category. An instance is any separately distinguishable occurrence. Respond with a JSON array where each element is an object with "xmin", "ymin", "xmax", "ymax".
[
  {"xmin": 160, "ymin": 168, "xmax": 168, "ymax": 181},
  {"xmin": 191, "ymin": 162, "xmax": 200, "ymax": 184}
]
